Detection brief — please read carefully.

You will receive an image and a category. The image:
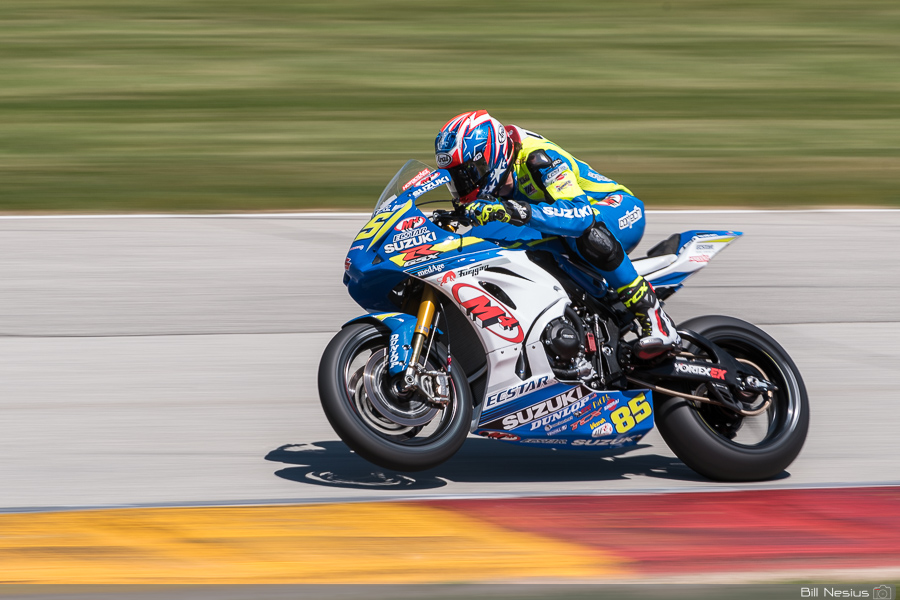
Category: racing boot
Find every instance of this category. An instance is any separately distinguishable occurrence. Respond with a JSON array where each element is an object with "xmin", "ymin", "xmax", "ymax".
[{"xmin": 617, "ymin": 276, "xmax": 681, "ymax": 360}]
